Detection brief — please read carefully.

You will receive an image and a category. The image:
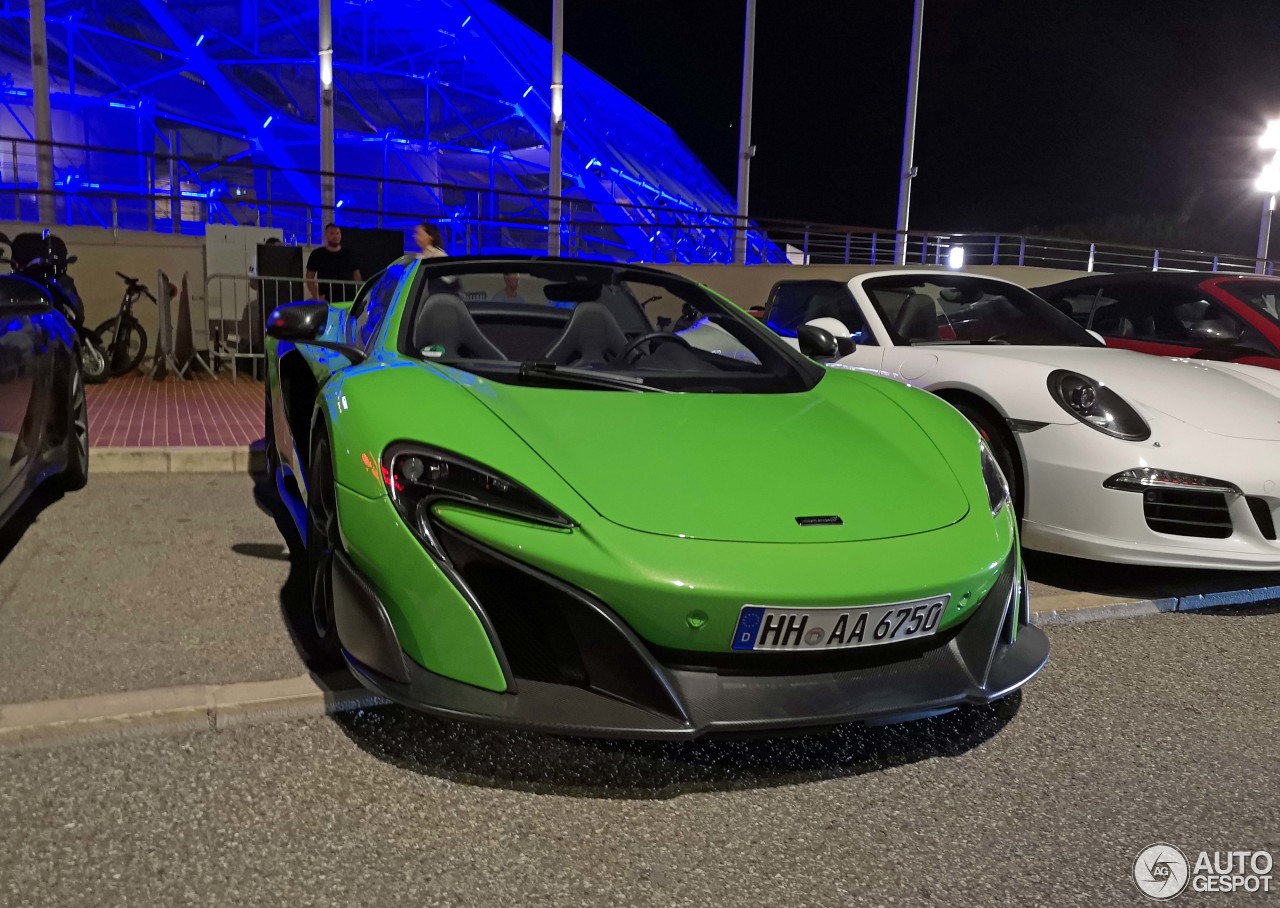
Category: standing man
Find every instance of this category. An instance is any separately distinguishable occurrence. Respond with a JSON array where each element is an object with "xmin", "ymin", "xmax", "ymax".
[{"xmin": 305, "ymin": 224, "xmax": 361, "ymax": 301}]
